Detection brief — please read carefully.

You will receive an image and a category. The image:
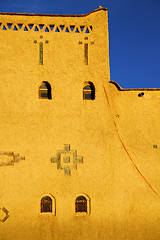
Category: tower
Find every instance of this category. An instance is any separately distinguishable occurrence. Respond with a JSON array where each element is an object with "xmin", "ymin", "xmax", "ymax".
[{"xmin": 0, "ymin": 7, "xmax": 160, "ymax": 240}]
